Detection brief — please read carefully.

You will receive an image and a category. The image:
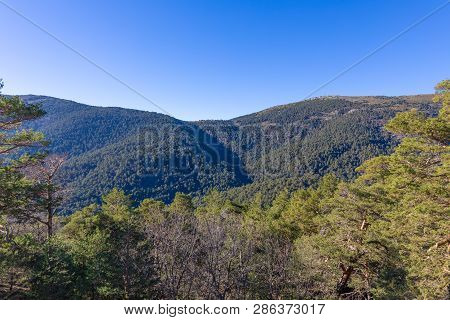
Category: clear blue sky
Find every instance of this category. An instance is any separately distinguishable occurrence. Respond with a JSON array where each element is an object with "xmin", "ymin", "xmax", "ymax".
[{"xmin": 1, "ymin": 0, "xmax": 449, "ymax": 120}]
